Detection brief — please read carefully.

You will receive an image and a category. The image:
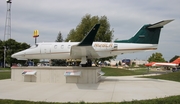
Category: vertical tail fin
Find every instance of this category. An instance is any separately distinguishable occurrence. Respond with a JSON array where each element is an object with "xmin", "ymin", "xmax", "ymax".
[
  {"xmin": 114, "ymin": 20, "xmax": 173, "ymax": 44},
  {"xmin": 172, "ymin": 57, "xmax": 180, "ymax": 64},
  {"xmin": 78, "ymin": 24, "xmax": 100, "ymax": 46}
]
